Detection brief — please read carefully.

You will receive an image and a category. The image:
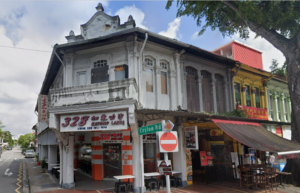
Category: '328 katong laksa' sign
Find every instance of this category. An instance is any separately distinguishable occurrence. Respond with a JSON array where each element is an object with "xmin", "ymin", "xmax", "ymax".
[{"xmin": 60, "ymin": 111, "xmax": 127, "ymax": 132}]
